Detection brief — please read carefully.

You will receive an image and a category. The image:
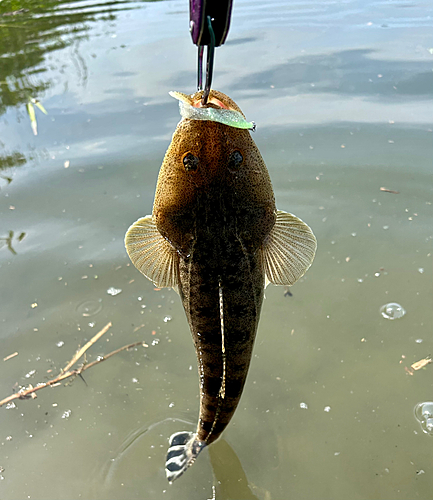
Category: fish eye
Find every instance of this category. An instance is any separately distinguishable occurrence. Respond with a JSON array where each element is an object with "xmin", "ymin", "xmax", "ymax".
[
  {"xmin": 183, "ymin": 152, "xmax": 199, "ymax": 172},
  {"xmin": 228, "ymin": 150, "xmax": 243, "ymax": 171}
]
